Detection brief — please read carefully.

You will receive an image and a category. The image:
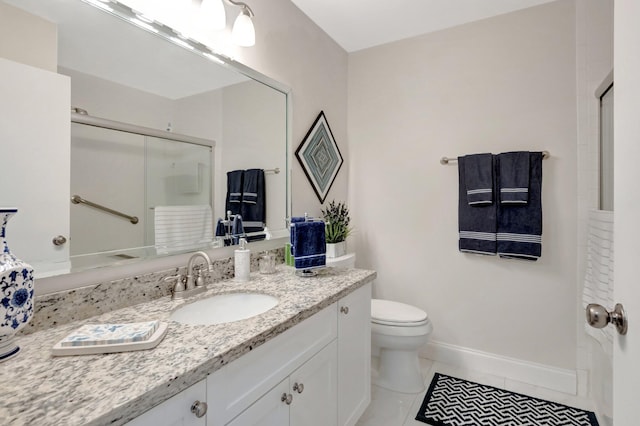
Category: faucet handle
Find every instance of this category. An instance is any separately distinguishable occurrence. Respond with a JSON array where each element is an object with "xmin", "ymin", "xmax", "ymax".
[
  {"xmin": 164, "ymin": 274, "xmax": 186, "ymax": 293},
  {"xmin": 193, "ymin": 267, "xmax": 206, "ymax": 287}
]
